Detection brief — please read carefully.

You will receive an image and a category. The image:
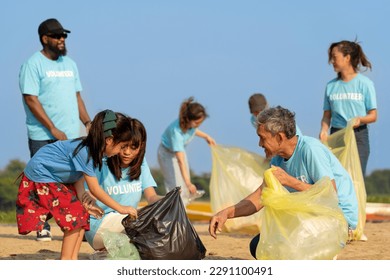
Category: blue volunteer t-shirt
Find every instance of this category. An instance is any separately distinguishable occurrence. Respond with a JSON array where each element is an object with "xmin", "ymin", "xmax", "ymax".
[
  {"xmin": 270, "ymin": 135, "xmax": 358, "ymax": 229},
  {"xmin": 323, "ymin": 73, "xmax": 377, "ymax": 128},
  {"xmin": 250, "ymin": 115, "xmax": 257, "ymax": 128},
  {"xmin": 19, "ymin": 51, "xmax": 83, "ymax": 140},
  {"xmin": 161, "ymin": 119, "xmax": 196, "ymax": 152},
  {"xmin": 24, "ymin": 139, "xmax": 95, "ymax": 183},
  {"xmin": 85, "ymin": 158, "xmax": 157, "ymax": 243}
]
